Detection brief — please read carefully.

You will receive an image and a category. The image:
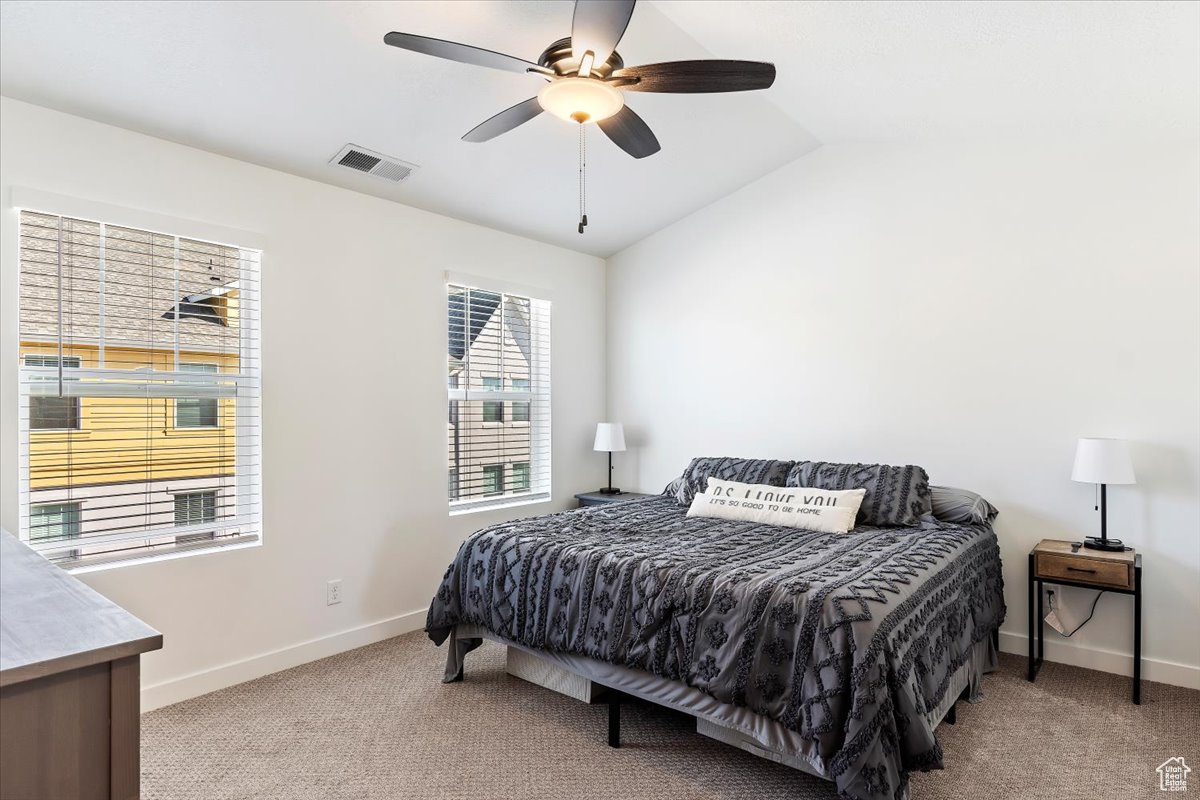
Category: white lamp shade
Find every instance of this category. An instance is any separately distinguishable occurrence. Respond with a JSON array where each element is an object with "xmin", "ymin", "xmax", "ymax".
[
  {"xmin": 593, "ymin": 423, "xmax": 626, "ymax": 453},
  {"xmin": 1071, "ymin": 438, "xmax": 1135, "ymax": 485}
]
